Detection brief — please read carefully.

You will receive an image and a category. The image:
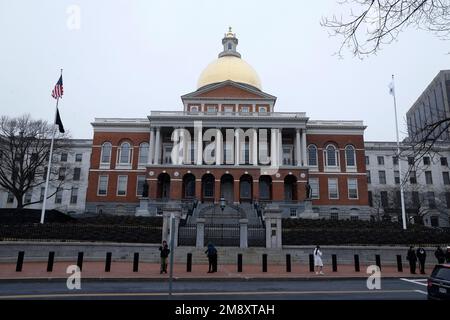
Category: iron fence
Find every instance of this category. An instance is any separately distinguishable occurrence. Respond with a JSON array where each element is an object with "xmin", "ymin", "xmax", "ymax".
[
  {"xmin": 248, "ymin": 225, "xmax": 266, "ymax": 247},
  {"xmin": 204, "ymin": 224, "xmax": 240, "ymax": 247},
  {"xmin": 178, "ymin": 224, "xmax": 197, "ymax": 246}
]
